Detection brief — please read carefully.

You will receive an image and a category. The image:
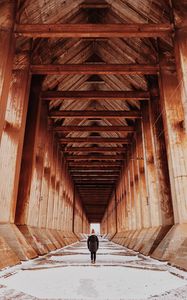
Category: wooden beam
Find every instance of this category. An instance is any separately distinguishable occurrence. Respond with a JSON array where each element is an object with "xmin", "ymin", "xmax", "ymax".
[
  {"xmin": 81, "ymin": 1, "xmax": 109, "ymax": 9},
  {"xmin": 71, "ymin": 172, "xmax": 120, "ymax": 175},
  {"xmin": 60, "ymin": 137, "xmax": 130, "ymax": 143},
  {"xmin": 50, "ymin": 110, "xmax": 141, "ymax": 119},
  {"xmin": 15, "ymin": 23, "xmax": 173, "ymax": 38},
  {"xmin": 68, "ymin": 161, "xmax": 121, "ymax": 166},
  {"xmin": 65, "ymin": 154, "xmax": 125, "ymax": 160},
  {"xmin": 55, "ymin": 125, "xmax": 135, "ymax": 132},
  {"xmin": 31, "ymin": 64, "xmax": 159, "ymax": 75},
  {"xmin": 70, "ymin": 169, "xmax": 120, "ymax": 173},
  {"xmin": 41, "ymin": 90, "xmax": 150, "ymax": 101},
  {"xmin": 64, "ymin": 147, "xmax": 127, "ymax": 152},
  {"xmin": 69, "ymin": 166, "xmax": 120, "ymax": 170},
  {"xmin": 76, "ymin": 184, "xmax": 114, "ymax": 187}
]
